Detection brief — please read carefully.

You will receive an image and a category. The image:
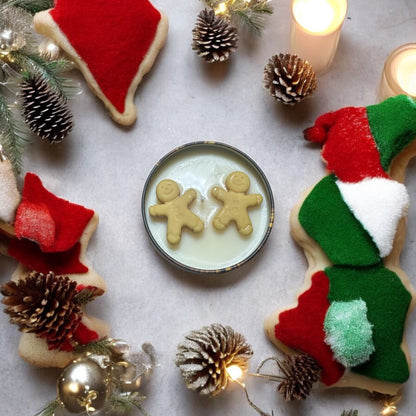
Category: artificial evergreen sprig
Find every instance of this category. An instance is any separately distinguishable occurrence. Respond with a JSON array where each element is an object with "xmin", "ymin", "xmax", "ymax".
[
  {"xmin": 340, "ymin": 411, "xmax": 359, "ymax": 416},
  {"xmin": 1, "ymin": 0, "xmax": 53, "ymax": 14},
  {"xmin": 0, "ymin": 1, "xmax": 77, "ymax": 172},
  {"xmin": 0, "ymin": 93, "xmax": 29, "ymax": 172},
  {"xmin": 74, "ymin": 337, "xmax": 124, "ymax": 361},
  {"xmin": 107, "ymin": 392, "xmax": 150, "ymax": 416},
  {"xmin": 34, "ymin": 399, "xmax": 61, "ymax": 416},
  {"xmin": 203, "ymin": 0, "xmax": 273, "ymax": 35},
  {"xmin": 11, "ymin": 51, "xmax": 78, "ymax": 99}
]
